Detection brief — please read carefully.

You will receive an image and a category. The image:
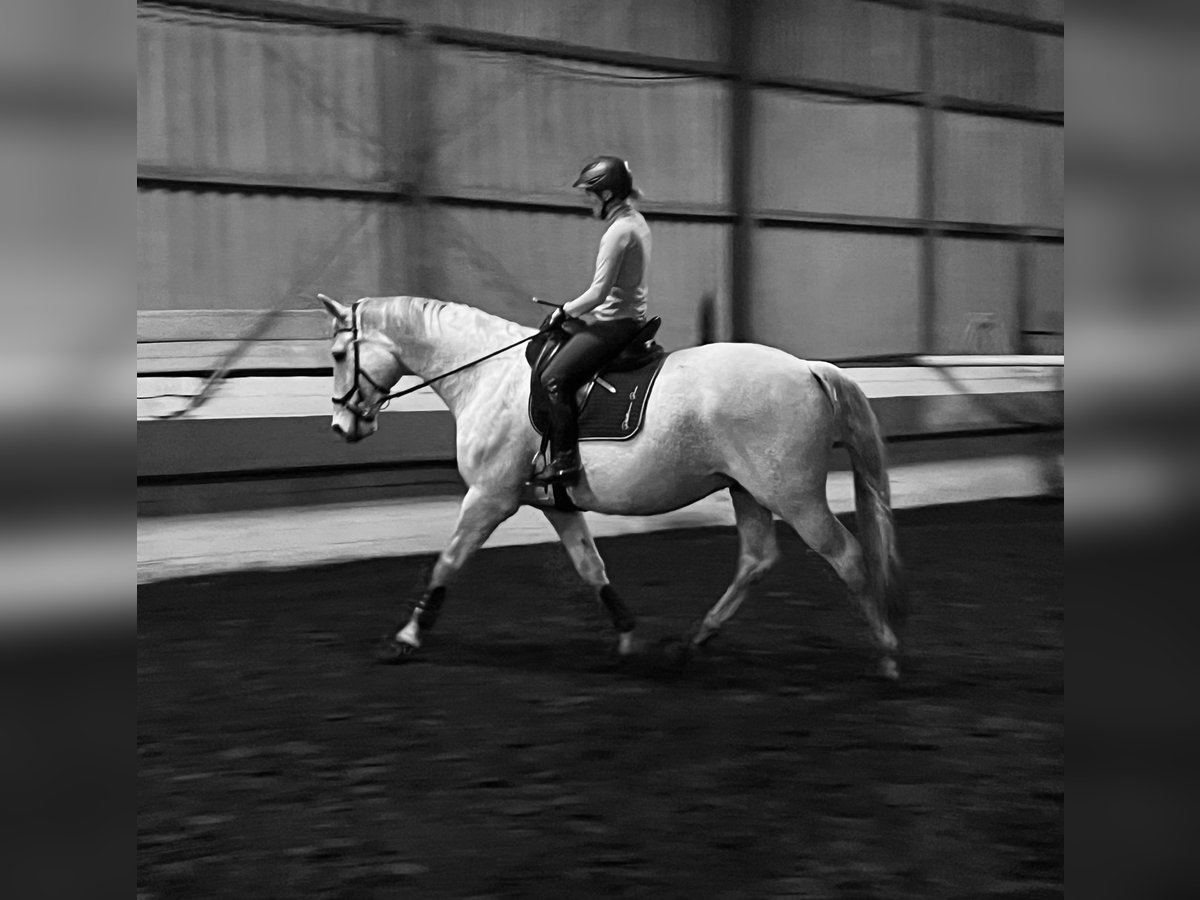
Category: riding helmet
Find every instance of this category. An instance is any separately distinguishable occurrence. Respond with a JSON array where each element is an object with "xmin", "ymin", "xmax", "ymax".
[{"xmin": 572, "ymin": 156, "xmax": 638, "ymax": 200}]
